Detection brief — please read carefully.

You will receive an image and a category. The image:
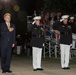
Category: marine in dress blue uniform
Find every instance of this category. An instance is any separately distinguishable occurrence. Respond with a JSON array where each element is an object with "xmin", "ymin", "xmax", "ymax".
[
  {"xmin": 53, "ymin": 15, "xmax": 72, "ymax": 69},
  {"xmin": 29, "ymin": 16, "xmax": 44, "ymax": 71}
]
